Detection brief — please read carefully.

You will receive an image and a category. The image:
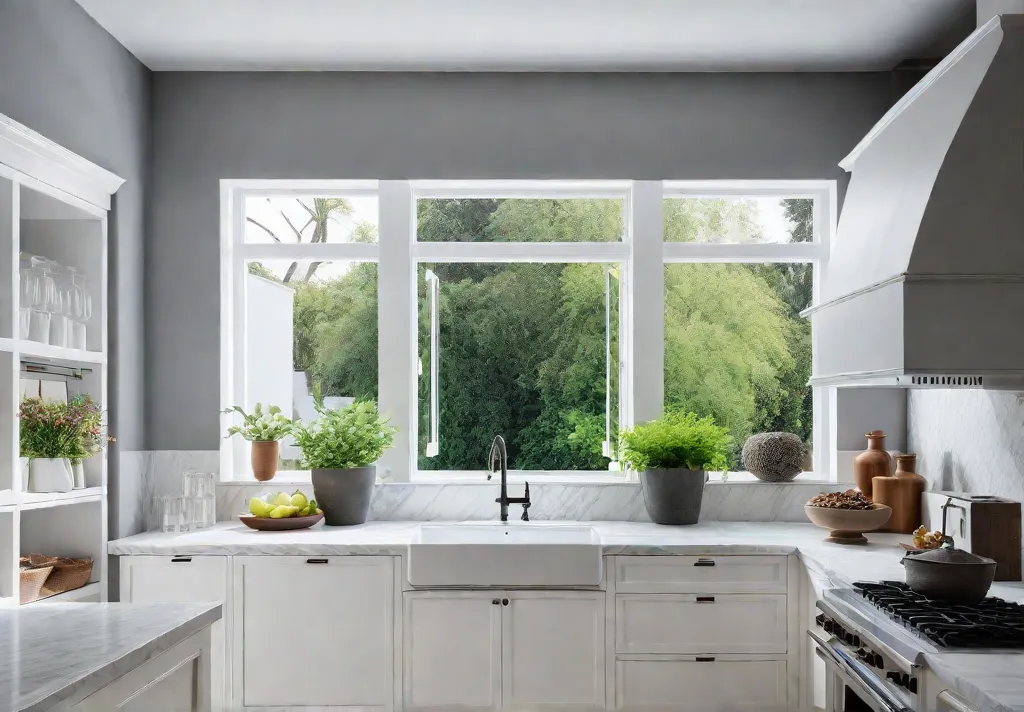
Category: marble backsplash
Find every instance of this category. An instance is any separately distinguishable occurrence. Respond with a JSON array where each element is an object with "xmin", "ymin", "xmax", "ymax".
[{"xmin": 119, "ymin": 450, "xmax": 841, "ymax": 529}]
